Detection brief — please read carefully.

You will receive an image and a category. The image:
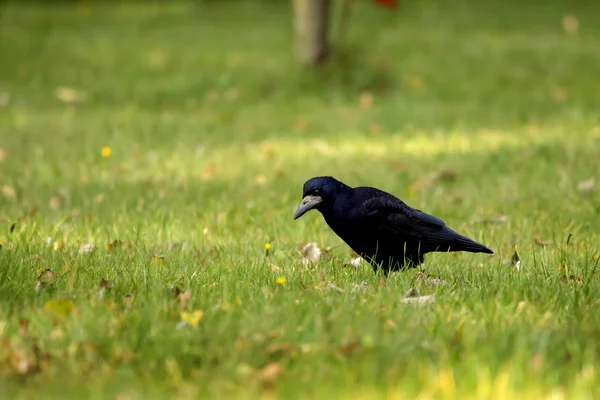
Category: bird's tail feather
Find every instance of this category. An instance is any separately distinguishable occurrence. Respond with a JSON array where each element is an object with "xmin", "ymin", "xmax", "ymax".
[{"xmin": 428, "ymin": 229, "xmax": 494, "ymax": 254}]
